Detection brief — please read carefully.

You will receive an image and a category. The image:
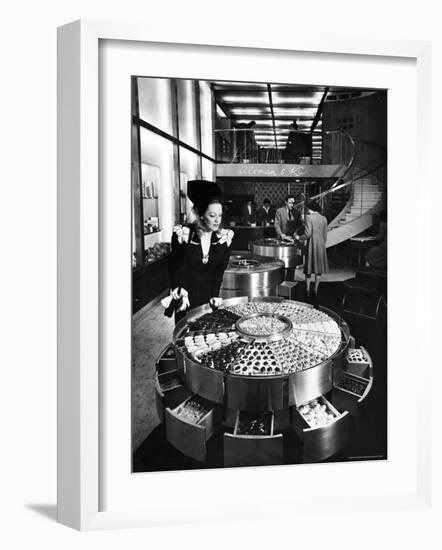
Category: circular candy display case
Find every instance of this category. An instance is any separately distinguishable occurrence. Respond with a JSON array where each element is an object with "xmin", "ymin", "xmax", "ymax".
[
  {"xmin": 154, "ymin": 297, "xmax": 374, "ymax": 466},
  {"xmin": 220, "ymin": 253, "xmax": 285, "ymax": 299},
  {"xmin": 251, "ymin": 238, "xmax": 302, "ymax": 268}
]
